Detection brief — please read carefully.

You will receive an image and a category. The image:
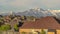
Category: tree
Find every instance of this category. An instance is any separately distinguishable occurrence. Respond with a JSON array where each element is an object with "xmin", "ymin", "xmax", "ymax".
[
  {"xmin": 41, "ymin": 29, "xmax": 46, "ymax": 34},
  {"xmin": 21, "ymin": 16, "xmax": 25, "ymax": 20},
  {"xmin": 0, "ymin": 17, "xmax": 4, "ymax": 26},
  {"xmin": 0, "ymin": 24, "xmax": 11, "ymax": 31},
  {"xmin": 21, "ymin": 32, "xmax": 26, "ymax": 34},
  {"xmin": 18, "ymin": 21, "xmax": 23, "ymax": 27},
  {"xmin": 26, "ymin": 16, "xmax": 36, "ymax": 21},
  {"xmin": 14, "ymin": 24, "xmax": 19, "ymax": 31}
]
